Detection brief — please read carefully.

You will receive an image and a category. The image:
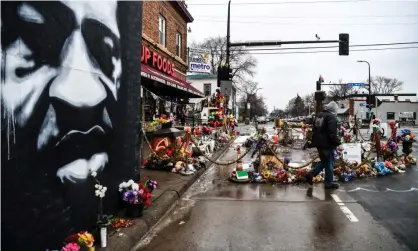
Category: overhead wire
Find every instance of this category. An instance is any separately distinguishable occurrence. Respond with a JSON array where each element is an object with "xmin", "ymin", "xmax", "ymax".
[
  {"xmin": 246, "ymin": 46, "xmax": 418, "ymax": 55},
  {"xmin": 187, "ymin": 0, "xmax": 416, "ymax": 6},
  {"xmin": 195, "ymin": 14, "xmax": 418, "ymax": 19},
  {"xmin": 193, "ymin": 19, "xmax": 418, "ymax": 25},
  {"xmin": 231, "ymin": 42, "xmax": 418, "ymax": 51}
]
